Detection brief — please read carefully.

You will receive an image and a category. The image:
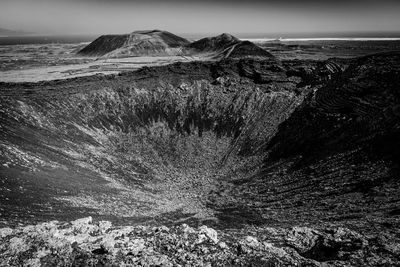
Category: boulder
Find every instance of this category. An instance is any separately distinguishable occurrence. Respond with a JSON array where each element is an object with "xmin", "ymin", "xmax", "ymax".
[{"xmin": 198, "ymin": 225, "xmax": 218, "ymax": 244}]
